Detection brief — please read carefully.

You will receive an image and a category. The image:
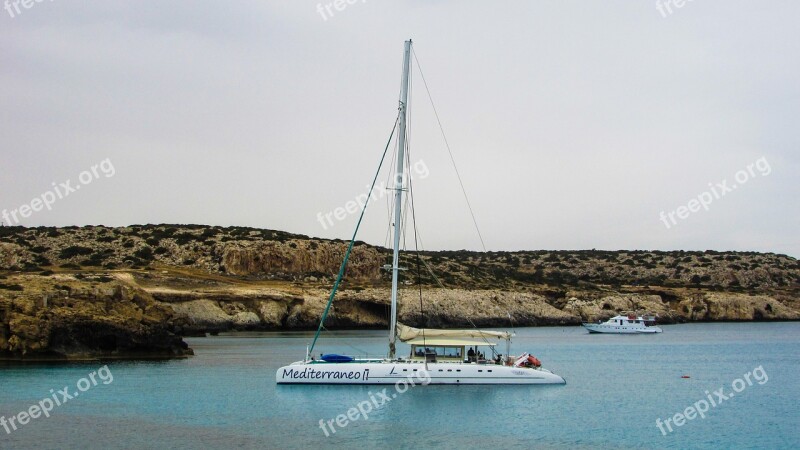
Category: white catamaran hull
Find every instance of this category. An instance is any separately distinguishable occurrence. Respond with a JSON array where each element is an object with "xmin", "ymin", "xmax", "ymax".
[{"xmin": 276, "ymin": 361, "xmax": 566, "ymax": 385}]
